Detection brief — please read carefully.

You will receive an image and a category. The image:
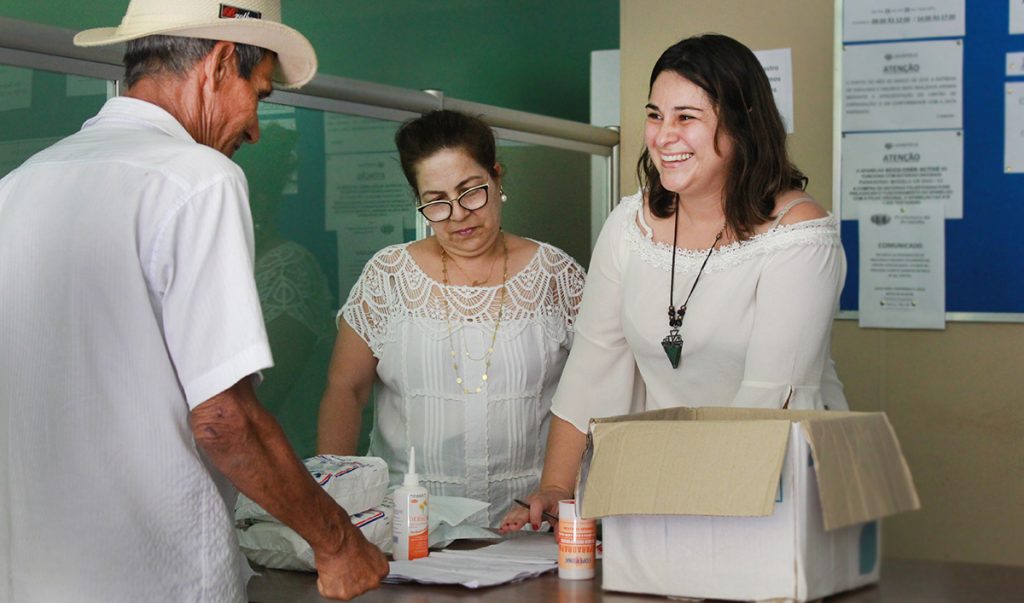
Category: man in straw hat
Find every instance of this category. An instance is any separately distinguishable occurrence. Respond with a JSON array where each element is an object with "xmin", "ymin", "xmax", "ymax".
[{"xmin": 0, "ymin": 1, "xmax": 388, "ymax": 600}]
